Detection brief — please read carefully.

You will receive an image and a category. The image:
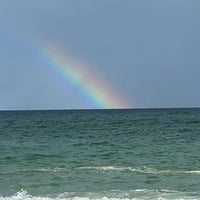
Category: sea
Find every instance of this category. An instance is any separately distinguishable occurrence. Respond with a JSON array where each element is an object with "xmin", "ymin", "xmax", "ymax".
[{"xmin": 0, "ymin": 108, "xmax": 200, "ymax": 200}]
